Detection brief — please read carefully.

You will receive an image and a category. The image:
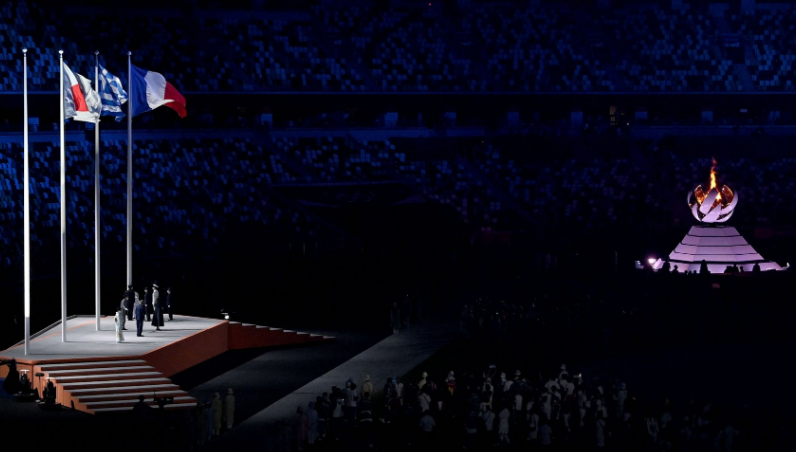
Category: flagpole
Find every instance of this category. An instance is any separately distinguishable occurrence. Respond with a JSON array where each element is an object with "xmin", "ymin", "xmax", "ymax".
[
  {"xmin": 22, "ymin": 48, "xmax": 30, "ymax": 355},
  {"xmin": 59, "ymin": 50, "xmax": 67, "ymax": 342},
  {"xmin": 94, "ymin": 51, "xmax": 101, "ymax": 331},
  {"xmin": 126, "ymin": 51, "xmax": 133, "ymax": 288}
]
